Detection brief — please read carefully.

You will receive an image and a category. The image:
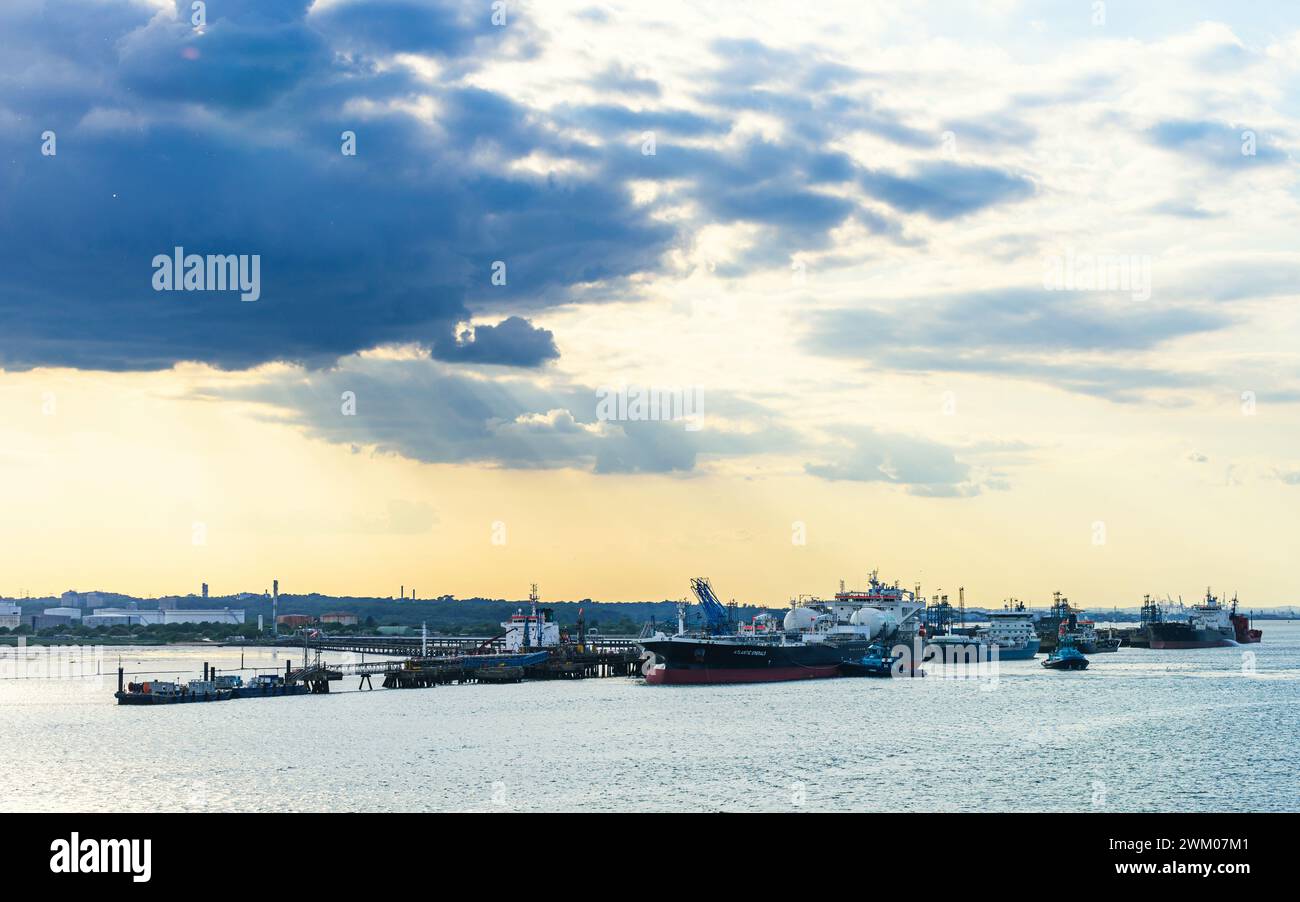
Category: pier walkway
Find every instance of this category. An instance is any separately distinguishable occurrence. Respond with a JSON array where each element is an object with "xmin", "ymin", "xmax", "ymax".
[{"xmin": 282, "ymin": 635, "xmax": 641, "ymax": 656}]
